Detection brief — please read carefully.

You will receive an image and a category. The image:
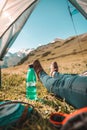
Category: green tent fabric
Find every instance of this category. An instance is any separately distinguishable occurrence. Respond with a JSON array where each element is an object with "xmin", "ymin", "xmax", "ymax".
[{"xmin": 69, "ymin": 0, "xmax": 87, "ymax": 19}]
